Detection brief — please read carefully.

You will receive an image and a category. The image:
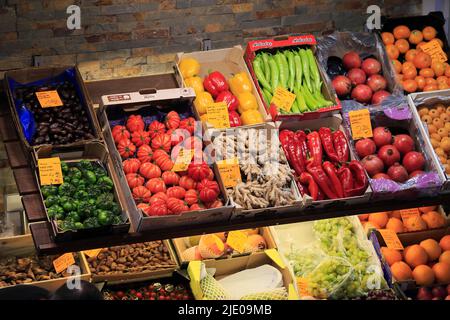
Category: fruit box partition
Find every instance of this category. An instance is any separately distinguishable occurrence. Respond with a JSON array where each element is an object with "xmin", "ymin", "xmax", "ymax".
[
  {"xmin": 31, "ymin": 142, "xmax": 131, "ymax": 242},
  {"xmin": 342, "ymin": 98, "xmax": 444, "ymax": 199},
  {"xmin": 98, "ymin": 88, "xmax": 234, "ymax": 233},
  {"xmin": 244, "ymin": 34, "xmax": 341, "ymax": 122},
  {"xmin": 407, "ymin": 89, "xmax": 450, "ymax": 189}
]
